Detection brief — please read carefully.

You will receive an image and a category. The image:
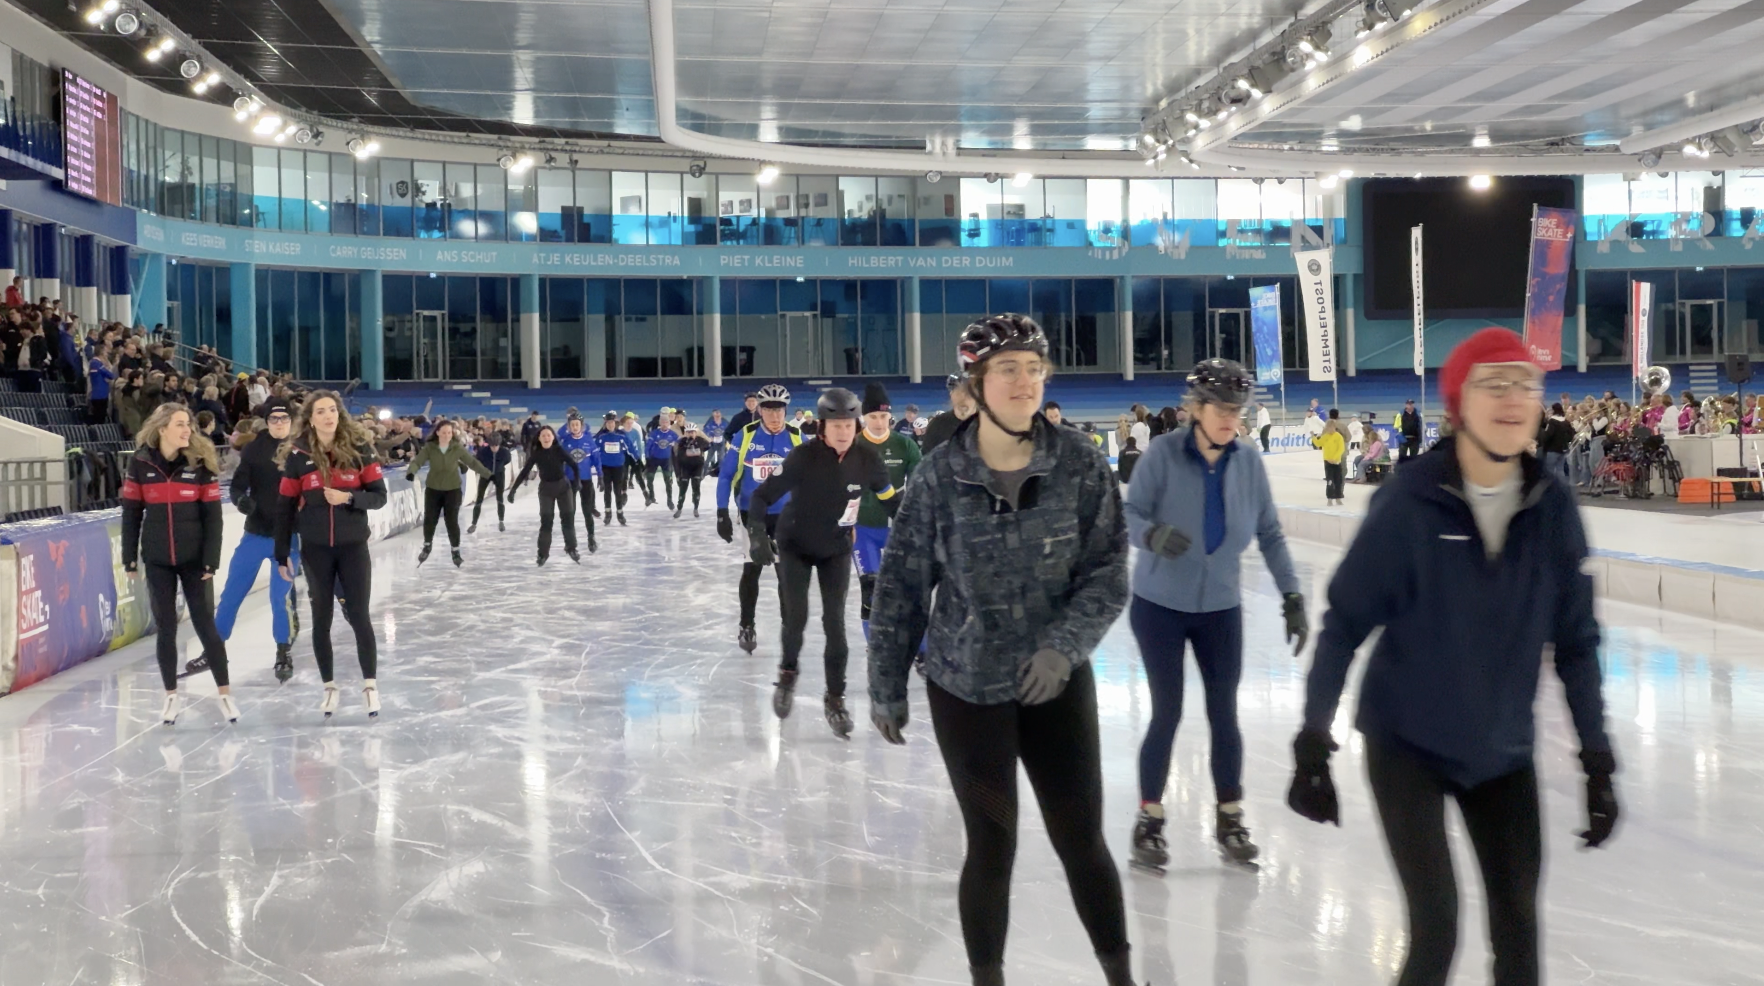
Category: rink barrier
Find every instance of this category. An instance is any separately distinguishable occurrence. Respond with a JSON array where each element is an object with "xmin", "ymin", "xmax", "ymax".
[
  {"xmin": 1276, "ymin": 505, "xmax": 1764, "ymax": 632},
  {"xmin": 0, "ymin": 473, "xmax": 427, "ymax": 696}
]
